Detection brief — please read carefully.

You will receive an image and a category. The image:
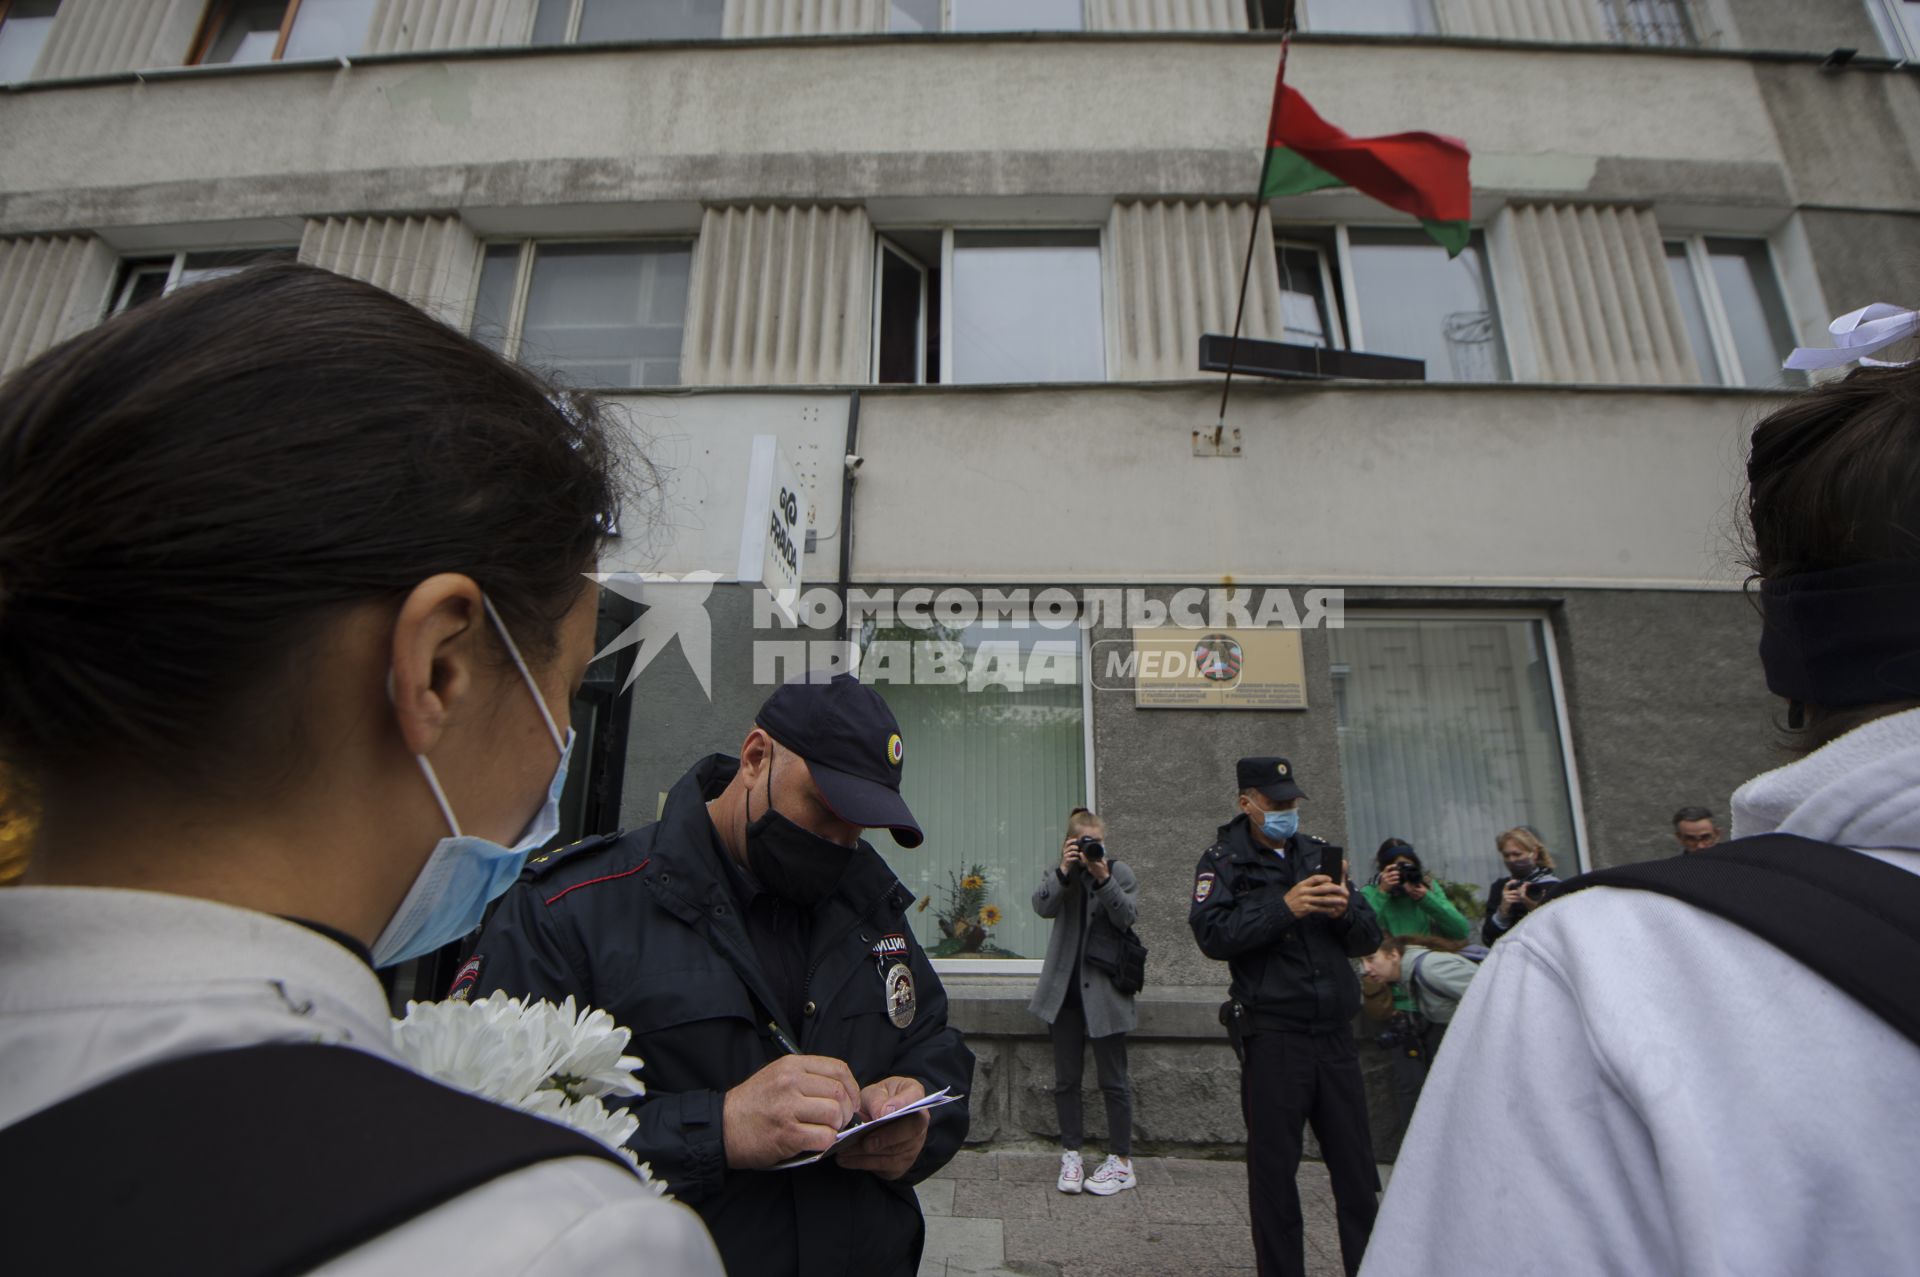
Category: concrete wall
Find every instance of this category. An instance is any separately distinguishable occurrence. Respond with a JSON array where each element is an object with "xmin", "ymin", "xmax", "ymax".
[
  {"xmin": 1797, "ymin": 209, "xmax": 1920, "ymax": 318},
  {"xmin": 1723, "ymin": 0, "xmax": 1887, "ymax": 56},
  {"xmin": 1, "ymin": 41, "xmax": 1904, "ymax": 236}
]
